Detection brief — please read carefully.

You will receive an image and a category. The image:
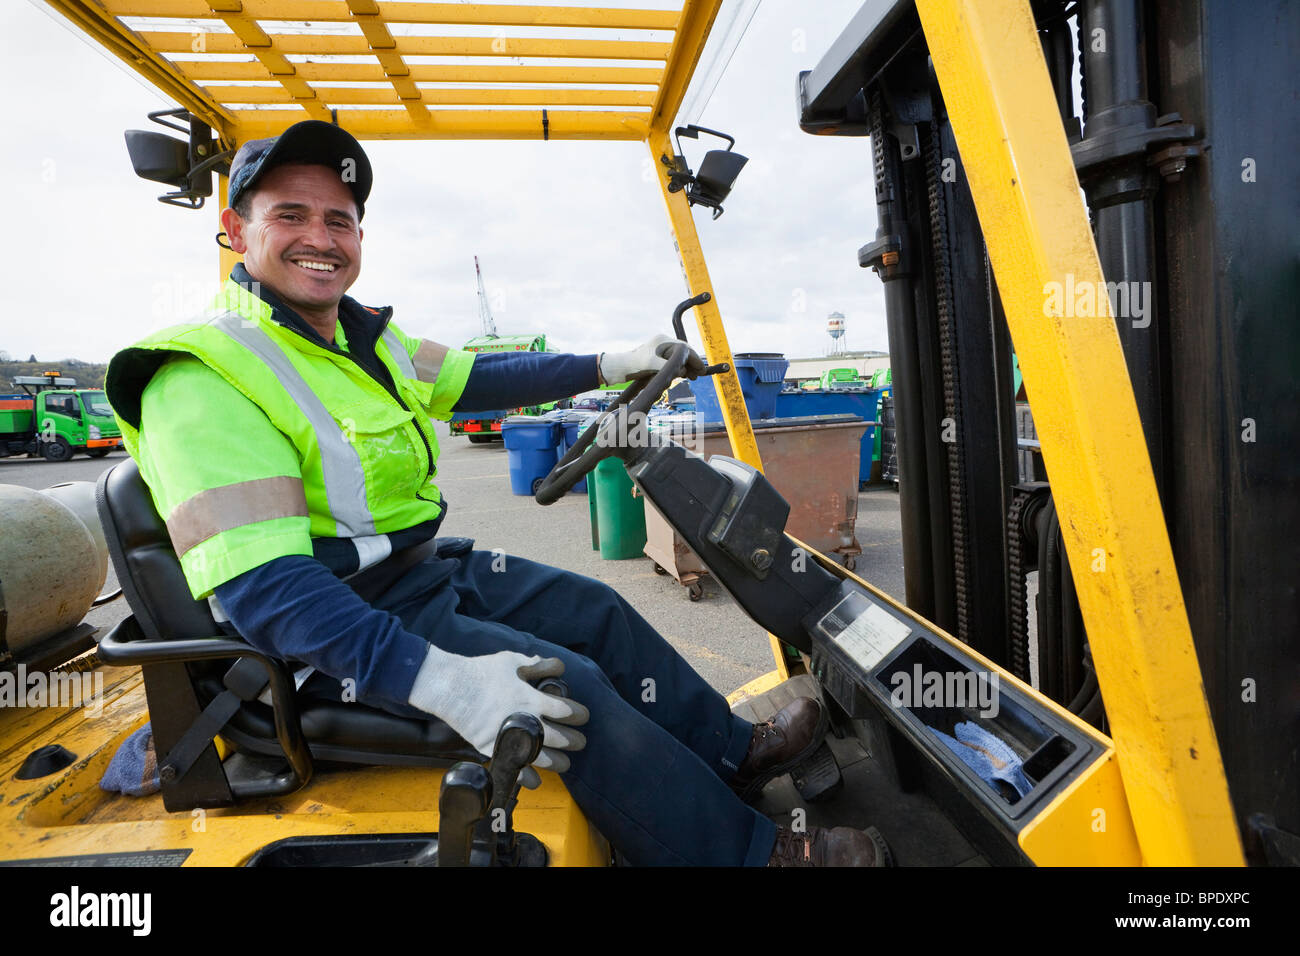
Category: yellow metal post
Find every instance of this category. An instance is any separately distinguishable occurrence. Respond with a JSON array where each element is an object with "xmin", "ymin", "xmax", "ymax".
[
  {"xmin": 650, "ymin": 0, "xmax": 724, "ymax": 129},
  {"xmin": 647, "ymin": 133, "xmax": 761, "ymax": 470},
  {"xmin": 648, "ymin": 130, "xmax": 793, "ymax": 680},
  {"xmin": 216, "ymin": 169, "xmax": 239, "ymax": 281},
  {"xmin": 915, "ymin": 0, "xmax": 1242, "ymax": 864}
]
